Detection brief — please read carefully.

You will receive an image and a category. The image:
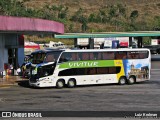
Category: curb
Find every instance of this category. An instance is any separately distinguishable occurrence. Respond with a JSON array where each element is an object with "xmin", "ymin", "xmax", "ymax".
[
  {"xmin": 0, "ymin": 83, "xmax": 18, "ymax": 88},
  {"xmin": 0, "ymin": 80, "xmax": 28, "ymax": 88}
]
